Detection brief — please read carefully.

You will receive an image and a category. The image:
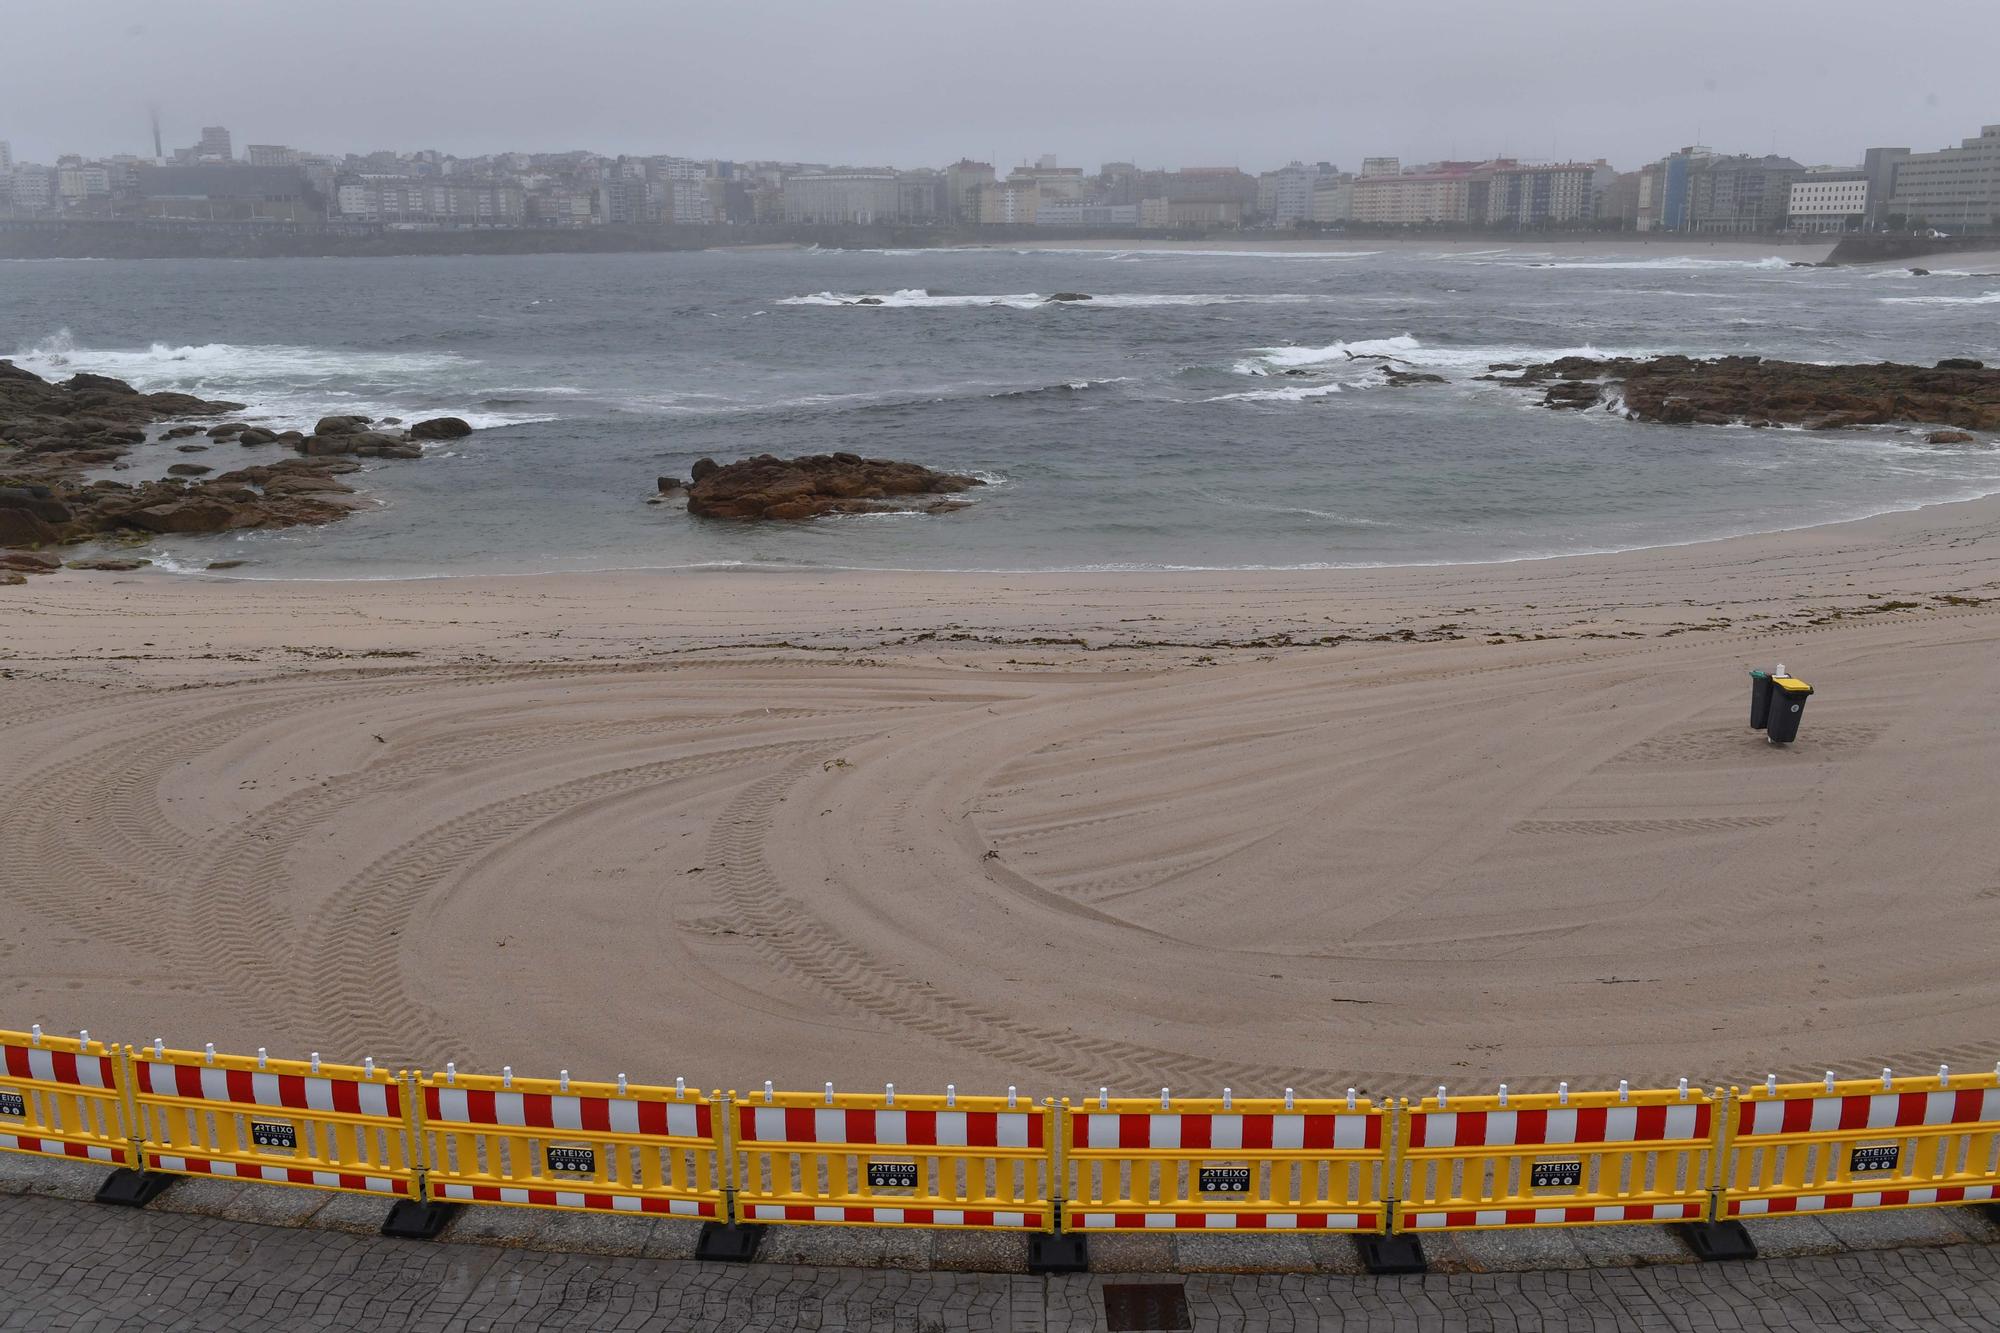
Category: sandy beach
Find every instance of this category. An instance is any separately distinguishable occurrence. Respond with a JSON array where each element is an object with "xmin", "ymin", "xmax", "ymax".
[{"xmin": 4, "ymin": 493, "xmax": 1999, "ymax": 1102}]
